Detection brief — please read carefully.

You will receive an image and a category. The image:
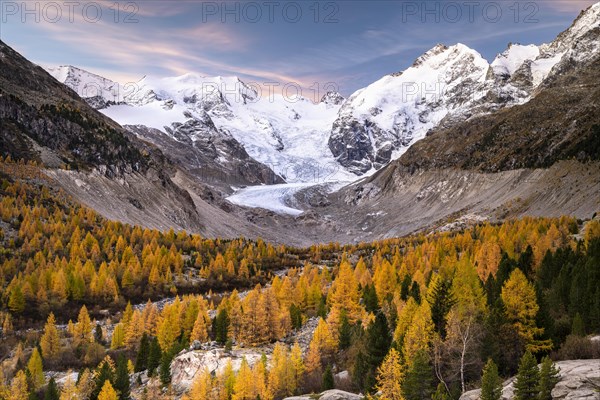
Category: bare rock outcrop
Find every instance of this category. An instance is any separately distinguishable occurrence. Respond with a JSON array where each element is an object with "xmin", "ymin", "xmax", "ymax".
[
  {"xmin": 460, "ymin": 359, "xmax": 600, "ymax": 400},
  {"xmin": 170, "ymin": 347, "xmax": 265, "ymax": 392}
]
